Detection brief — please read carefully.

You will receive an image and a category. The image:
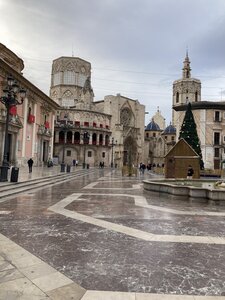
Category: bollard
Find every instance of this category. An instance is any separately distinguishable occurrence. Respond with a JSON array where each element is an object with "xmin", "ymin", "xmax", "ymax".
[
  {"xmin": 60, "ymin": 163, "xmax": 65, "ymax": 172},
  {"xmin": 11, "ymin": 167, "xmax": 19, "ymax": 182}
]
